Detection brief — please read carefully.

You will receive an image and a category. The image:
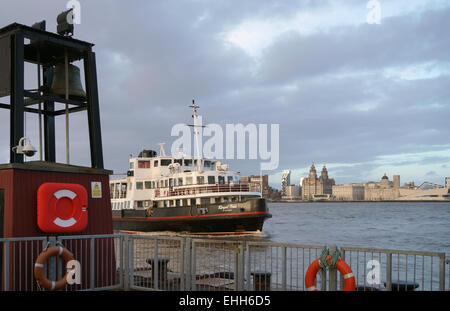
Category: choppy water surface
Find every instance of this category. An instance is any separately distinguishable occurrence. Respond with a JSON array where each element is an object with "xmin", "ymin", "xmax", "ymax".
[{"xmin": 260, "ymin": 202, "xmax": 450, "ymax": 254}]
